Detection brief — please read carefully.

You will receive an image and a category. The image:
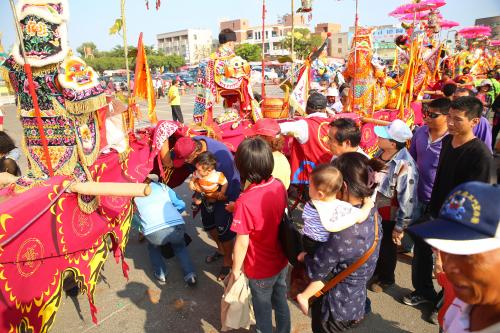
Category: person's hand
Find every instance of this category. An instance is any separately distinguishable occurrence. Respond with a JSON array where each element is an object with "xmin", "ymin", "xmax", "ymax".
[
  {"xmin": 215, "ymin": 192, "xmax": 227, "ymax": 201},
  {"xmin": 392, "ymin": 229, "xmax": 404, "ymax": 245},
  {"xmin": 231, "ymin": 269, "xmax": 242, "ymax": 281},
  {"xmin": 188, "ymin": 182, "xmax": 197, "ymax": 191},
  {"xmin": 225, "ymin": 201, "xmax": 235, "ymax": 213},
  {"xmin": 297, "ymin": 251, "xmax": 307, "ymax": 263}
]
